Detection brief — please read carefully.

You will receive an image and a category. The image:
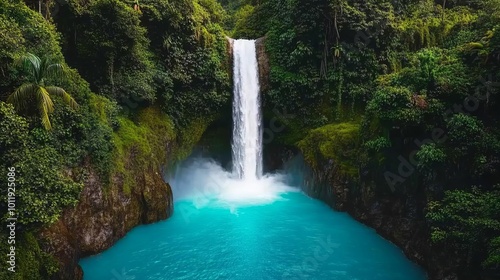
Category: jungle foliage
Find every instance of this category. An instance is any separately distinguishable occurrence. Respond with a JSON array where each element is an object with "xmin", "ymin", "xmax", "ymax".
[{"xmin": 55, "ymin": 0, "xmax": 231, "ymax": 124}]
